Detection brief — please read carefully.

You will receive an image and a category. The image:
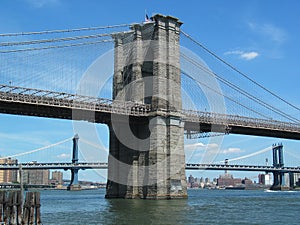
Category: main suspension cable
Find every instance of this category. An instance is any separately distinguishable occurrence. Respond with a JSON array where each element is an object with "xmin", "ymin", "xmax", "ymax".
[
  {"xmin": 0, "ymin": 39, "xmax": 113, "ymax": 53},
  {"xmin": 181, "ymin": 52, "xmax": 300, "ymax": 123},
  {"xmin": 0, "ymin": 23, "xmax": 132, "ymax": 37},
  {"xmin": 181, "ymin": 30, "xmax": 300, "ymax": 112}
]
